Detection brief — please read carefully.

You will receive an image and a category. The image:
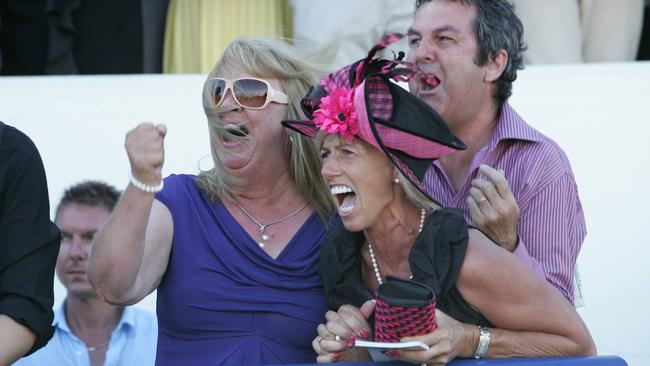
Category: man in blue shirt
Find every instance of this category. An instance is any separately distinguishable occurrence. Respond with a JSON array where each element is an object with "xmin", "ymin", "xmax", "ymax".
[{"xmin": 15, "ymin": 181, "xmax": 157, "ymax": 366}]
